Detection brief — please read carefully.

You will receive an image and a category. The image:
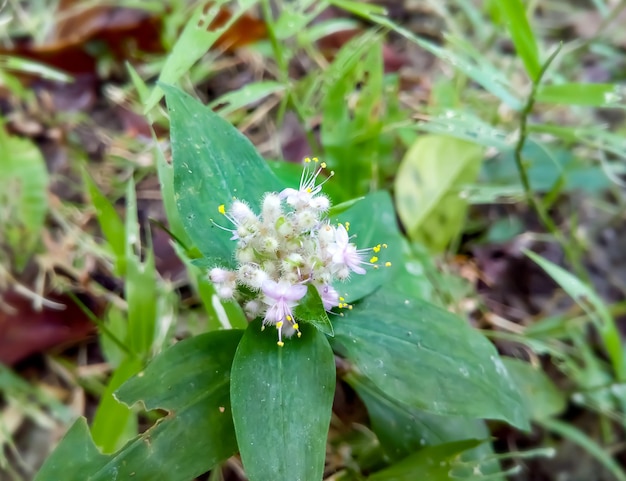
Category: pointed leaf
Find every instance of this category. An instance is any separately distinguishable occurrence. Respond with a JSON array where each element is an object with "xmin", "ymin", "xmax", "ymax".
[
  {"xmin": 395, "ymin": 135, "xmax": 483, "ymax": 252},
  {"xmin": 294, "ymin": 284, "xmax": 334, "ymax": 336},
  {"xmin": 231, "ymin": 320, "xmax": 336, "ymax": 481},
  {"xmin": 330, "ymin": 286, "xmax": 529, "ymax": 430},
  {"xmin": 164, "ymin": 84, "xmax": 284, "ymax": 267},
  {"xmin": 35, "ymin": 331, "xmax": 242, "ymax": 481},
  {"xmin": 368, "ymin": 439, "xmax": 484, "ymax": 481}
]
